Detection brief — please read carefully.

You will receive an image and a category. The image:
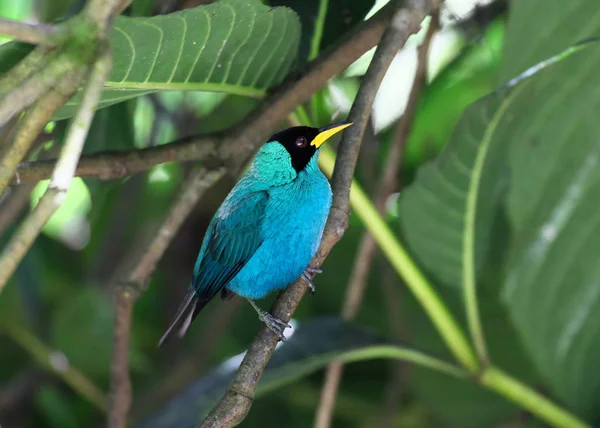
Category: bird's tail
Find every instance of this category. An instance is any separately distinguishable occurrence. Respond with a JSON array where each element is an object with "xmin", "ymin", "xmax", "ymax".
[{"xmin": 157, "ymin": 290, "xmax": 209, "ymax": 347}]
